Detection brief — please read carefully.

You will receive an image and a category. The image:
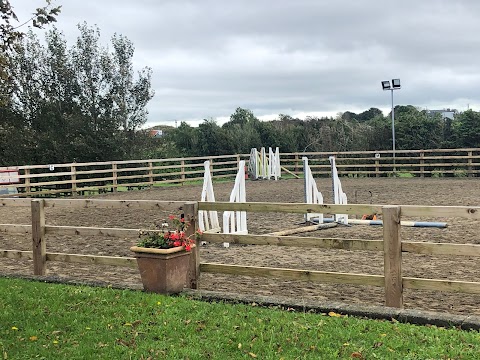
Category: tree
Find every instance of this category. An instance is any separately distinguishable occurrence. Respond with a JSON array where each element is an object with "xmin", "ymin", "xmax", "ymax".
[
  {"xmin": 4, "ymin": 24, "xmax": 154, "ymax": 164},
  {"xmin": 167, "ymin": 121, "xmax": 198, "ymax": 156},
  {"xmin": 223, "ymin": 107, "xmax": 257, "ymax": 129},
  {"xmin": 364, "ymin": 114, "xmax": 391, "ymax": 150},
  {"xmin": 395, "ymin": 107, "xmax": 443, "ymax": 150},
  {"xmin": 341, "ymin": 111, "xmax": 357, "ymax": 121},
  {"xmin": 455, "ymin": 110, "xmax": 480, "ymax": 148},
  {"xmin": 1, "ymin": 1, "xmax": 61, "ymax": 105},
  {"xmin": 222, "ymin": 108, "xmax": 264, "ymax": 153},
  {"xmin": 356, "ymin": 107, "xmax": 383, "ymax": 122},
  {"xmin": 196, "ymin": 118, "xmax": 231, "ymax": 155},
  {"xmin": 442, "ymin": 117, "xmax": 457, "ymax": 148},
  {"xmin": 1, "ymin": 0, "xmax": 61, "ymax": 50}
]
